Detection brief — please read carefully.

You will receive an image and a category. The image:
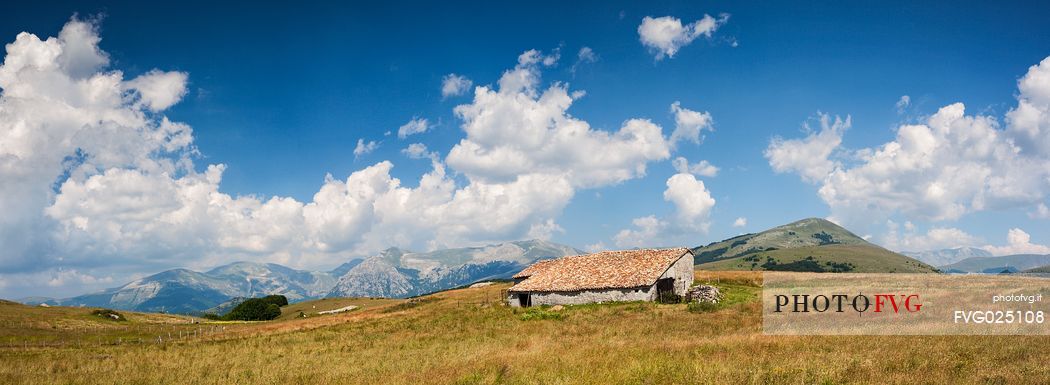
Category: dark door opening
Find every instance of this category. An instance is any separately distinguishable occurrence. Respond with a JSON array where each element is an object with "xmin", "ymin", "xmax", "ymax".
[
  {"xmin": 517, "ymin": 293, "xmax": 532, "ymax": 307},
  {"xmin": 656, "ymin": 278, "xmax": 677, "ymax": 303}
]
